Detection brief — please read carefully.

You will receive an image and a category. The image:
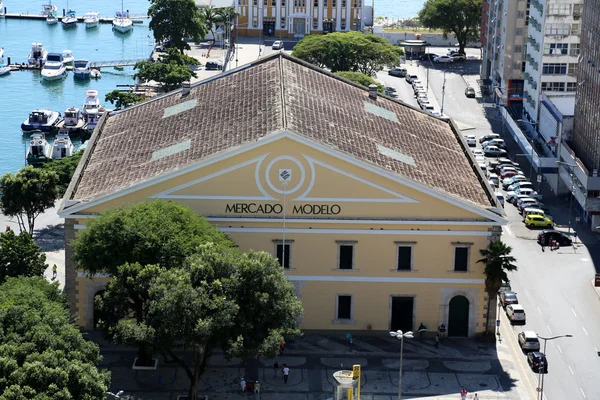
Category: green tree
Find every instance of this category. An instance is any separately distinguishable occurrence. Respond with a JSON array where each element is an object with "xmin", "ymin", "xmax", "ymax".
[
  {"xmin": 200, "ymin": 6, "xmax": 218, "ymax": 41},
  {"xmin": 418, "ymin": 0, "xmax": 482, "ymax": 54},
  {"xmin": 334, "ymin": 71, "xmax": 384, "ymax": 92},
  {"xmin": 0, "ymin": 230, "xmax": 47, "ymax": 284},
  {"xmin": 0, "ymin": 166, "xmax": 59, "ymax": 234},
  {"xmin": 105, "ymin": 90, "xmax": 144, "ymax": 110},
  {"xmin": 215, "ymin": 6, "xmax": 236, "ymax": 25},
  {"xmin": 40, "ymin": 150, "xmax": 83, "ymax": 197},
  {"xmin": 134, "ymin": 48, "xmax": 200, "ymax": 92},
  {"xmin": 292, "ymin": 32, "xmax": 403, "ymax": 75},
  {"xmin": 149, "ymin": 0, "xmax": 207, "ymax": 53},
  {"xmin": 0, "ymin": 277, "xmax": 110, "ymax": 399},
  {"xmin": 148, "ymin": 244, "xmax": 303, "ymax": 400},
  {"xmin": 477, "ymin": 241, "xmax": 518, "ymax": 335},
  {"xmin": 71, "ymin": 200, "xmax": 233, "ymax": 276}
]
